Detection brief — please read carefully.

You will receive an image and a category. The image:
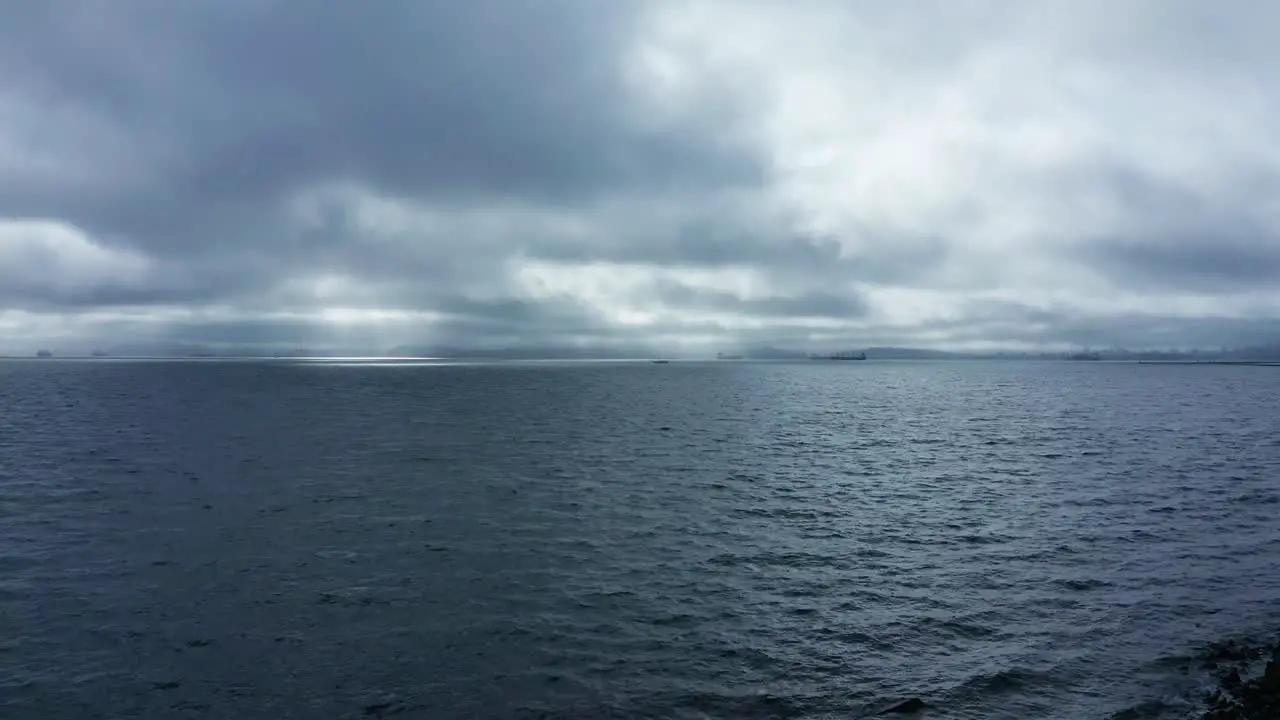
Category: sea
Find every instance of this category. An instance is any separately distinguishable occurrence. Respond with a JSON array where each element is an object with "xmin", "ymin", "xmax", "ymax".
[{"xmin": 1, "ymin": 358, "xmax": 1278, "ymax": 719}]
